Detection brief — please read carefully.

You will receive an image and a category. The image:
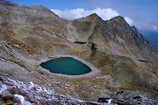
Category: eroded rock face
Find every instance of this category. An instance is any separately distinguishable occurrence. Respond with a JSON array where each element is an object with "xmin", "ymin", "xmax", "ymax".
[
  {"xmin": 0, "ymin": 0, "xmax": 158, "ymax": 102},
  {"xmin": 0, "ymin": 77, "xmax": 157, "ymax": 105},
  {"xmin": 0, "ymin": 77, "xmax": 88, "ymax": 105}
]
